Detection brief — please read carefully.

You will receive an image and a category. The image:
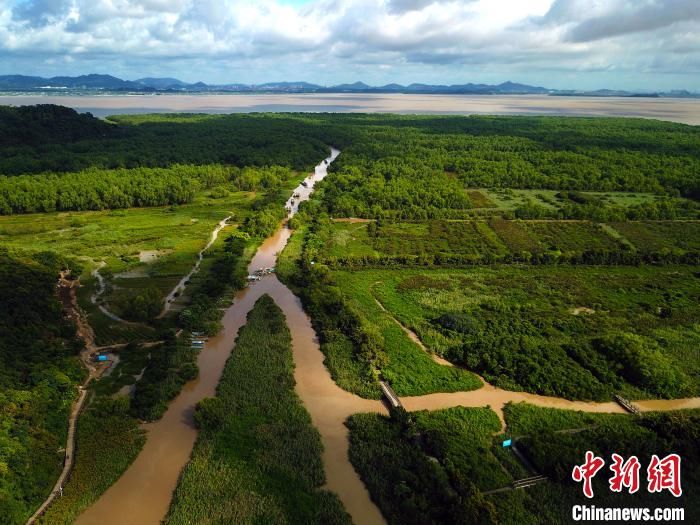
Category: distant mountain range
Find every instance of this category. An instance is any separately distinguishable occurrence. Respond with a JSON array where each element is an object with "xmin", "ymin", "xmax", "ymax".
[{"xmin": 0, "ymin": 74, "xmax": 696, "ymax": 98}]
